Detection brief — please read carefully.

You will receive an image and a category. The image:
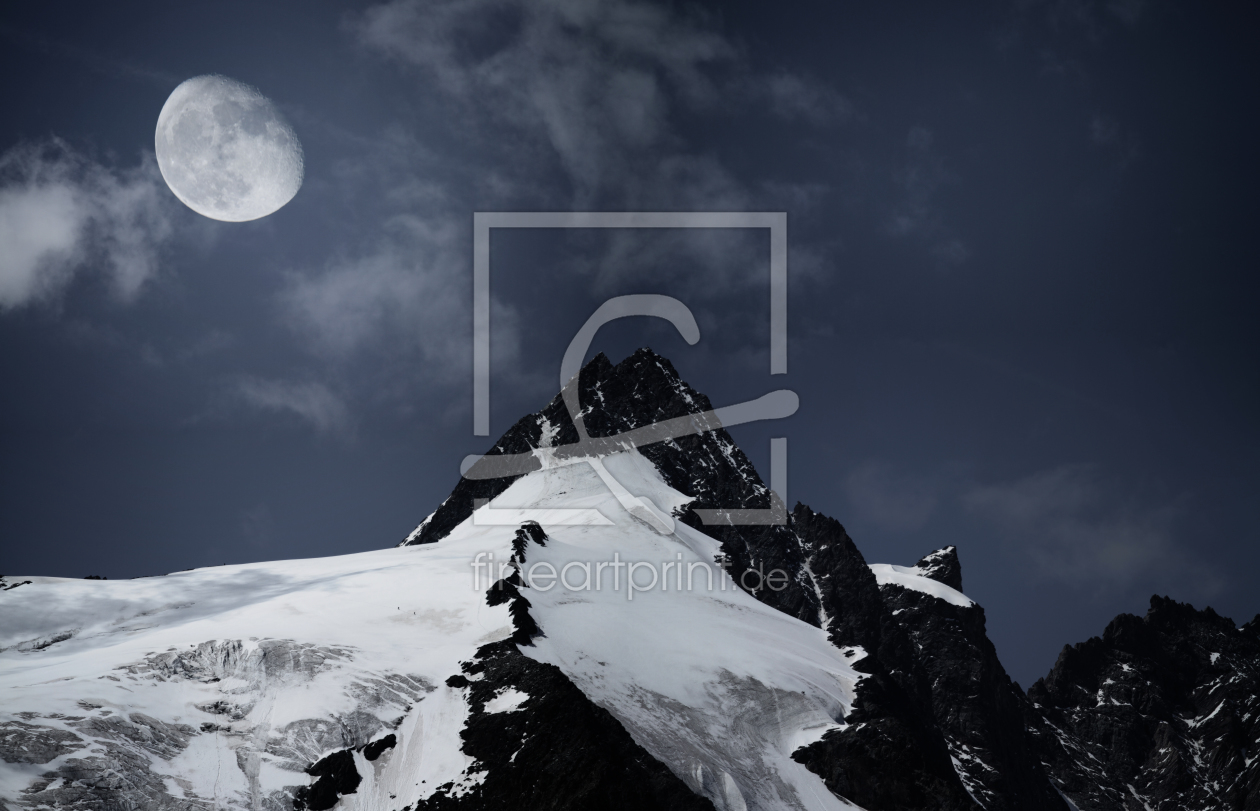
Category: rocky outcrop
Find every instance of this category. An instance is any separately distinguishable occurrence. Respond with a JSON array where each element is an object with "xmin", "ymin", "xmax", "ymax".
[
  {"xmin": 785, "ymin": 512, "xmax": 981, "ymax": 811},
  {"xmin": 13, "ymin": 349, "xmax": 1252, "ymax": 811},
  {"xmin": 406, "ymin": 349, "xmax": 1051, "ymax": 811},
  {"xmin": 872, "ymin": 547, "xmax": 1066, "ymax": 811},
  {"xmin": 411, "ymin": 523, "xmax": 715, "ymax": 811},
  {"xmin": 1027, "ymin": 596, "xmax": 1260, "ymax": 811}
]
